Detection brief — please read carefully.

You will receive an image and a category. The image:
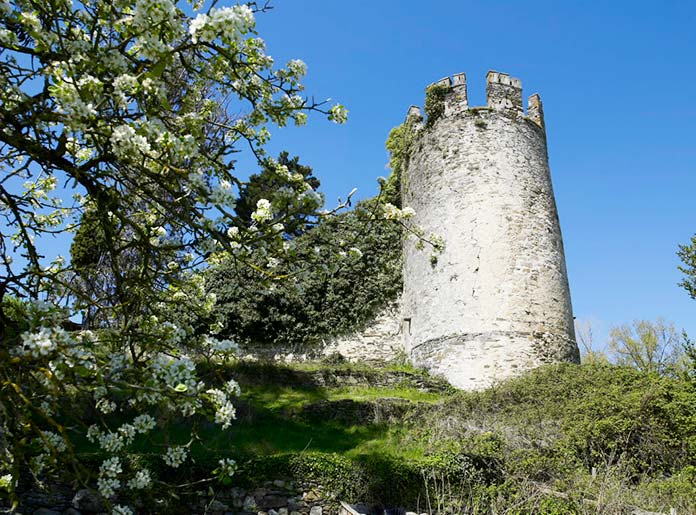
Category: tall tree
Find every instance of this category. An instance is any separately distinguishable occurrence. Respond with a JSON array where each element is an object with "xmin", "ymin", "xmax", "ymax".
[
  {"xmin": 0, "ymin": 0, "xmax": 347, "ymax": 507},
  {"xmin": 608, "ymin": 319, "xmax": 680, "ymax": 375},
  {"xmin": 235, "ymin": 151, "xmax": 321, "ymax": 237},
  {"xmin": 677, "ymin": 234, "xmax": 696, "ymax": 299}
]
